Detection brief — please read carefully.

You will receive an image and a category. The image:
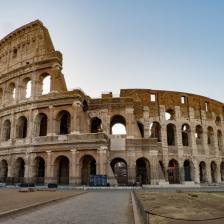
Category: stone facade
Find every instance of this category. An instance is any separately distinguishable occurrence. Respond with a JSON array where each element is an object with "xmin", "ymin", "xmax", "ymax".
[{"xmin": 0, "ymin": 20, "xmax": 223, "ymax": 186}]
